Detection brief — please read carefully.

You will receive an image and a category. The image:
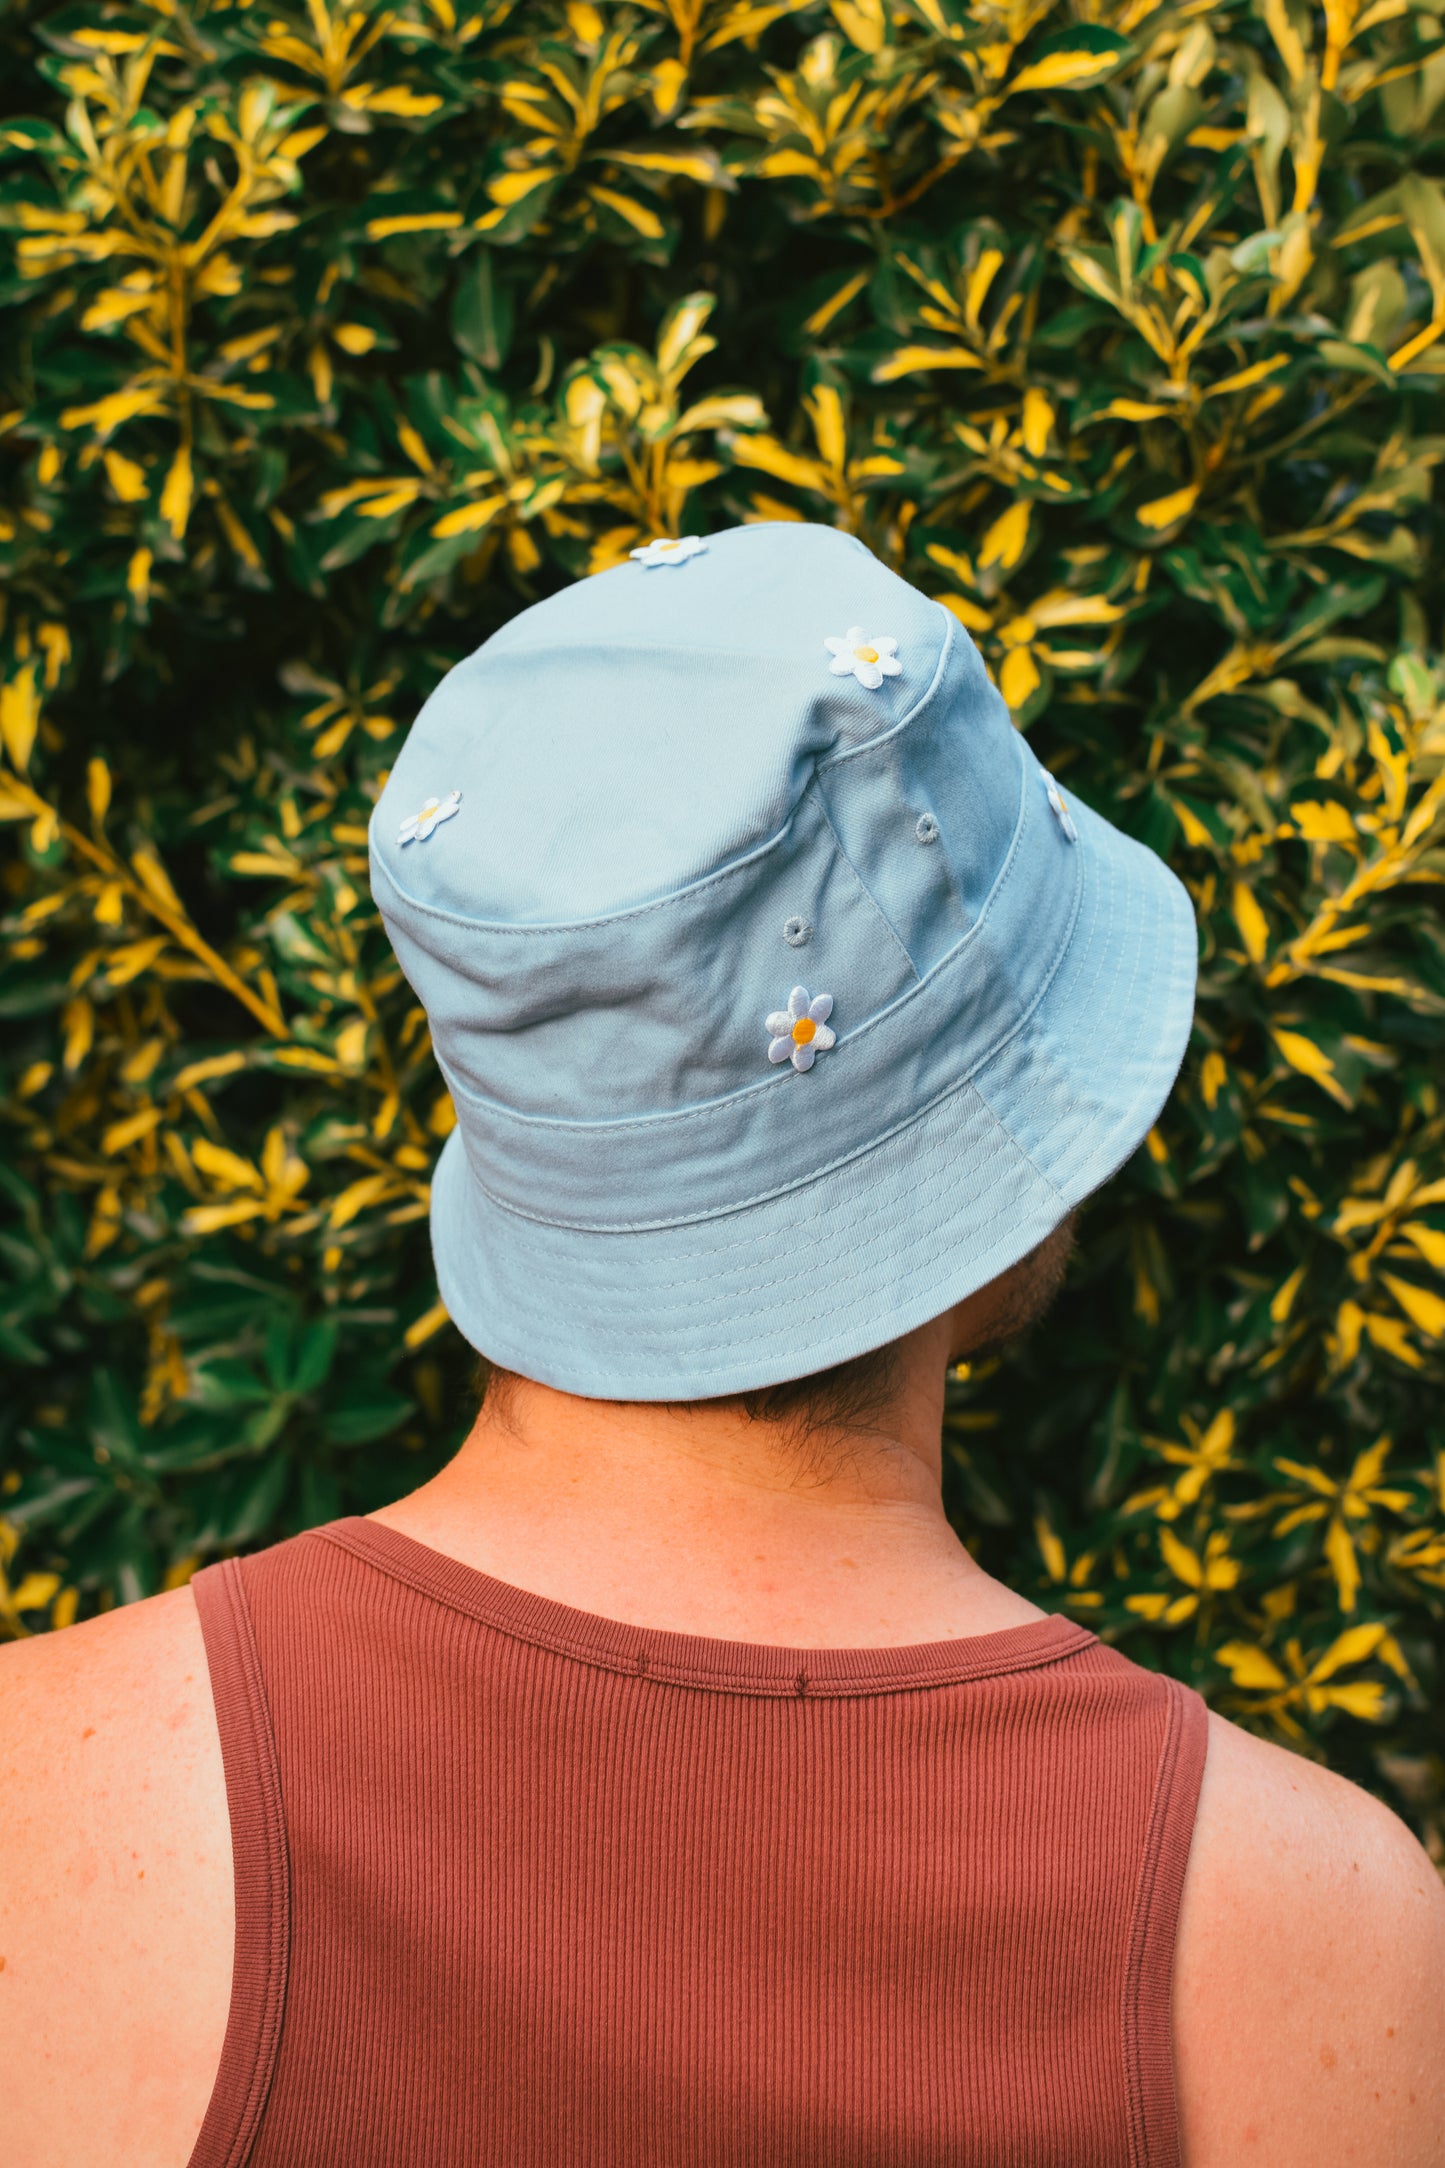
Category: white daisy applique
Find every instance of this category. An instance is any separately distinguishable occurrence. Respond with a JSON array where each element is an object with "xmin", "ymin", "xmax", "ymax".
[
  {"xmin": 825, "ymin": 626, "xmax": 901, "ymax": 690},
  {"xmin": 631, "ymin": 535, "xmax": 707, "ymax": 568},
  {"xmin": 398, "ymin": 790, "xmax": 461, "ymax": 846},
  {"xmin": 766, "ymin": 985, "xmax": 836, "ymax": 1073},
  {"xmin": 1042, "ymin": 772, "xmax": 1078, "ymax": 843}
]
